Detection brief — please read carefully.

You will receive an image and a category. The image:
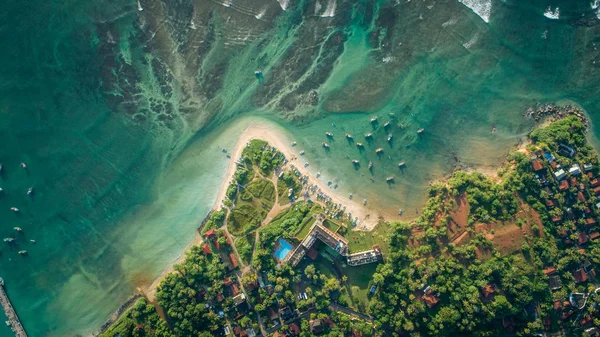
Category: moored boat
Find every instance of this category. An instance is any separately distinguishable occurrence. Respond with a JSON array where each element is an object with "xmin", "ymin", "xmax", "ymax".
[
  {"xmin": 387, "ymin": 134, "xmax": 393, "ymax": 142},
  {"xmin": 363, "ymin": 199, "xmax": 367, "ymax": 205},
  {"xmin": 325, "ymin": 132, "xmax": 333, "ymax": 137},
  {"xmin": 322, "ymin": 142, "xmax": 329, "ymax": 148},
  {"xmin": 368, "ymin": 161, "xmax": 373, "ymax": 169},
  {"xmin": 13, "ymin": 227, "xmax": 22, "ymax": 232},
  {"xmin": 18, "ymin": 250, "xmax": 27, "ymax": 255},
  {"xmin": 4, "ymin": 238, "xmax": 14, "ymax": 243},
  {"xmin": 299, "ymin": 150, "xmax": 305, "ymax": 155},
  {"xmin": 398, "ymin": 162, "xmax": 406, "ymax": 168},
  {"xmin": 376, "ymin": 148, "xmax": 383, "ymax": 154},
  {"xmin": 365, "ymin": 133, "xmax": 373, "ymax": 139},
  {"xmin": 20, "ymin": 162, "xmax": 27, "ymax": 169},
  {"xmin": 352, "ymin": 159, "xmax": 359, "ymax": 165},
  {"xmin": 356, "ymin": 142, "xmax": 364, "ymax": 148},
  {"xmin": 291, "ymin": 141, "xmax": 297, "ymax": 146},
  {"xmin": 370, "ymin": 117, "xmax": 377, "ymax": 123},
  {"xmin": 384, "ymin": 121, "xmax": 390, "ymax": 128},
  {"xmin": 398, "ymin": 209, "xmax": 403, "ymax": 215},
  {"xmin": 417, "ymin": 128, "xmax": 425, "ymax": 134},
  {"xmin": 386, "ymin": 176, "xmax": 395, "ymax": 182},
  {"xmin": 345, "ymin": 133, "xmax": 353, "ymax": 139},
  {"xmin": 27, "ymin": 187, "xmax": 33, "ymax": 195},
  {"xmin": 10, "ymin": 207, "xmax": 19, "ymax": 212}
]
